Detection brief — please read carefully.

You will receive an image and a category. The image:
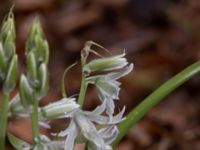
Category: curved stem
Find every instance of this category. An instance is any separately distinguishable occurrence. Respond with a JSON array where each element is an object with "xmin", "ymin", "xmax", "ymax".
[
  {"xmin": 31, "ymin": 92, "xmax": 39, "ymax": 141},
  {"xmin": 0, "ymin": 92, "xmax": 9, "ymax": 150},
  {"xmin": 112, "ymin": 61, "xmax": 200, "ymax": 147}
]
